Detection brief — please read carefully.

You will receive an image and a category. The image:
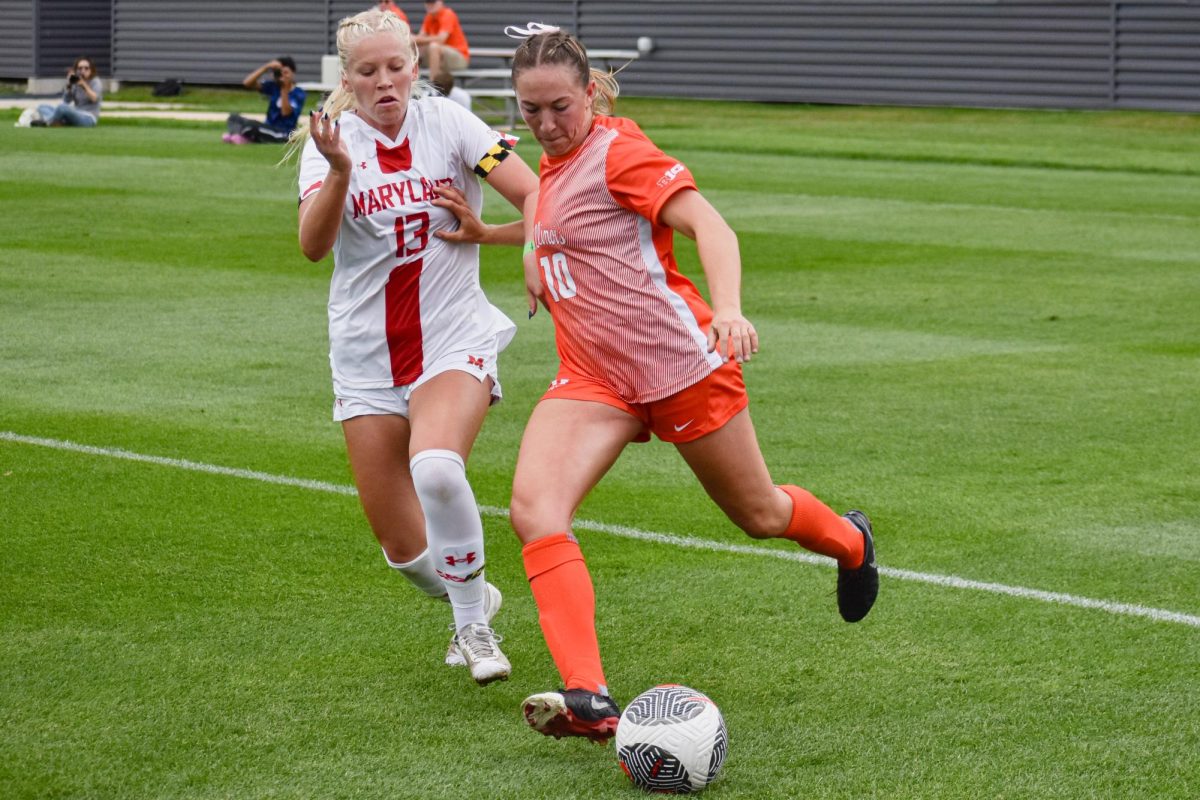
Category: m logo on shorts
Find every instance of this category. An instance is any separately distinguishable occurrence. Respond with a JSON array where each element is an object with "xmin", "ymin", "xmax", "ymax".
[{"xmin": 467, "ymin": 355, "xmax": 484, "ymax": 369}]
